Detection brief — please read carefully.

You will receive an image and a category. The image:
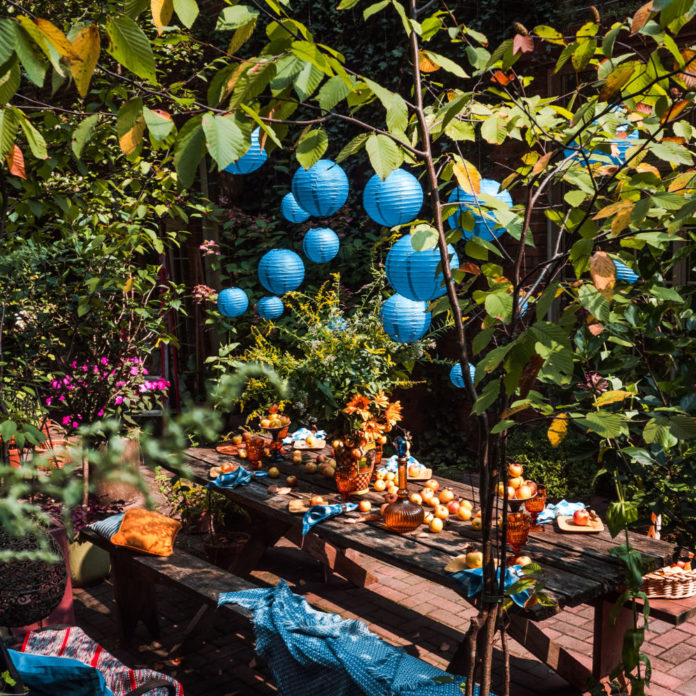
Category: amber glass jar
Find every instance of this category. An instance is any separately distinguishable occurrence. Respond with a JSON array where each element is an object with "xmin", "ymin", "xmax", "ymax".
[{"xmin": 382, "ymin": 454, "xmax": 423, "ymax": 533}]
